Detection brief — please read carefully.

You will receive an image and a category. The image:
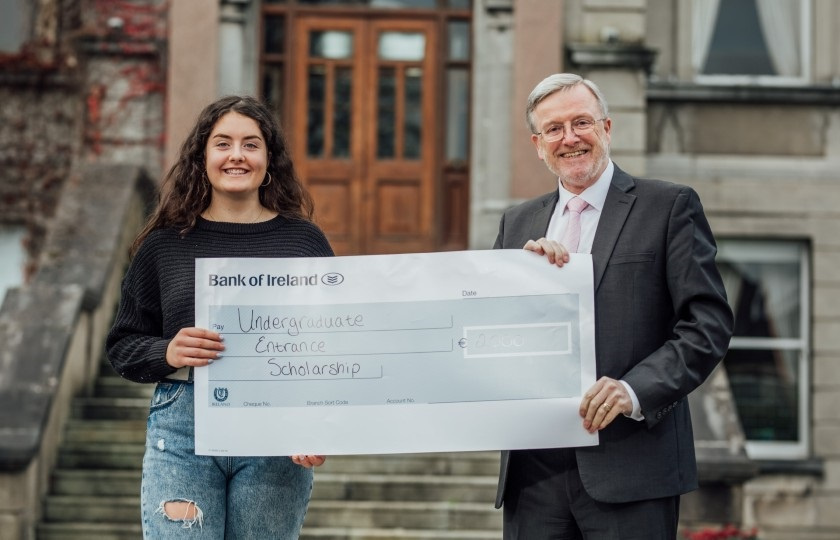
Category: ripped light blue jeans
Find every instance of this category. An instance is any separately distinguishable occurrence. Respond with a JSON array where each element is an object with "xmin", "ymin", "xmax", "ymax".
[{"xmin": 141, "ymin": 382, "xmax": 313, "ymax": 539}]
